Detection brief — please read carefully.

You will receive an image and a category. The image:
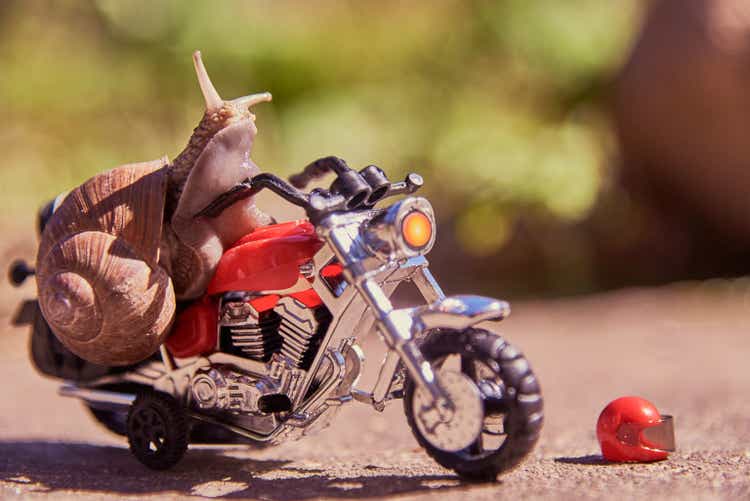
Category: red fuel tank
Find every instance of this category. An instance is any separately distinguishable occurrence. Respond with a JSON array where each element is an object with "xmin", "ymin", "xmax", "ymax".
[
  {"xmin": 167, "ymin": 221, "xmax": 327, "ymax": 359},
  {"xmin": 166, "ymin": 295, "xmax": 218, "ymax": 358},
  {"xmin": 207, "ymin": 220, "xmax": 324, "ymax": 295}
]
